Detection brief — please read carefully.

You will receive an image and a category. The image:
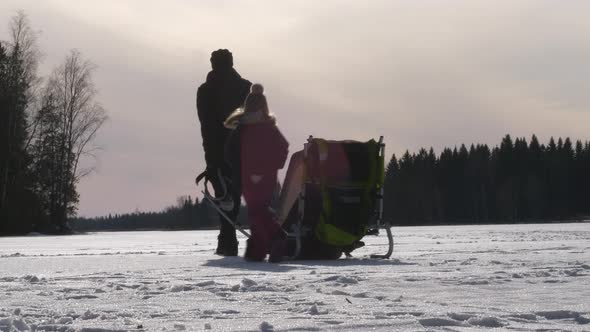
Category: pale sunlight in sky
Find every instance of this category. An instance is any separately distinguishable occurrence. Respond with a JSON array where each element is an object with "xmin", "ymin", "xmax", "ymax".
[{"xmin": 1, "ymin": 0, "xmax": 588, "ymax": 216}]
